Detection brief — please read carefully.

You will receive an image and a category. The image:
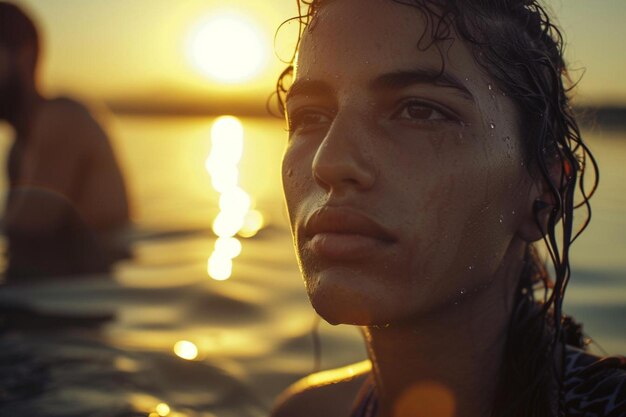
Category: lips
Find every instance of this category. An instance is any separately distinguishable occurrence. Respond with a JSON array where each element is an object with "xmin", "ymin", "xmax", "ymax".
[{"xmin": 303, "ymin": 206, "xmax": 396, "ymax": 260}]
